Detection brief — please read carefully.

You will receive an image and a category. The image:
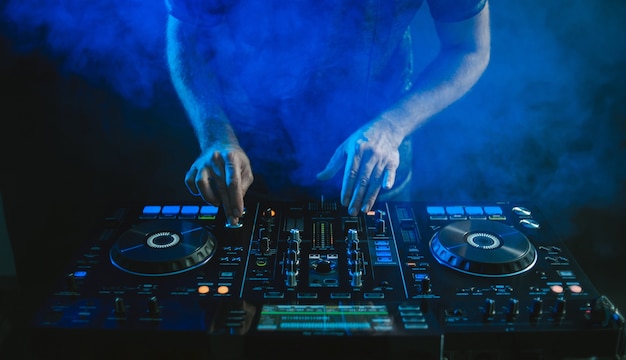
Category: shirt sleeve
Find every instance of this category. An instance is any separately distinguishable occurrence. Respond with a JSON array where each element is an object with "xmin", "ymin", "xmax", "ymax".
[{"xmin": 426, "ymin": 0, "xmax": 488, "ymax": 22}]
